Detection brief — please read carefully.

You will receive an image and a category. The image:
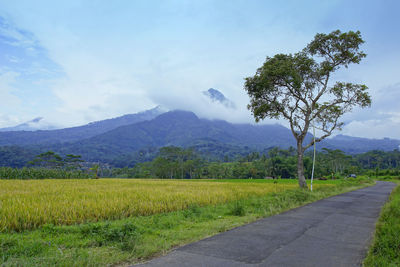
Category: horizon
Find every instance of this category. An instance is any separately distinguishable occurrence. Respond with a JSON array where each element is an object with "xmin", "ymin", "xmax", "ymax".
[
  {"xmin": 0, "ymin": 1, "xmax": 399, "ymax": 139},
  {"xmin": 2, "ymin": 106, "xmax": 399, "ymax": 141}
]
